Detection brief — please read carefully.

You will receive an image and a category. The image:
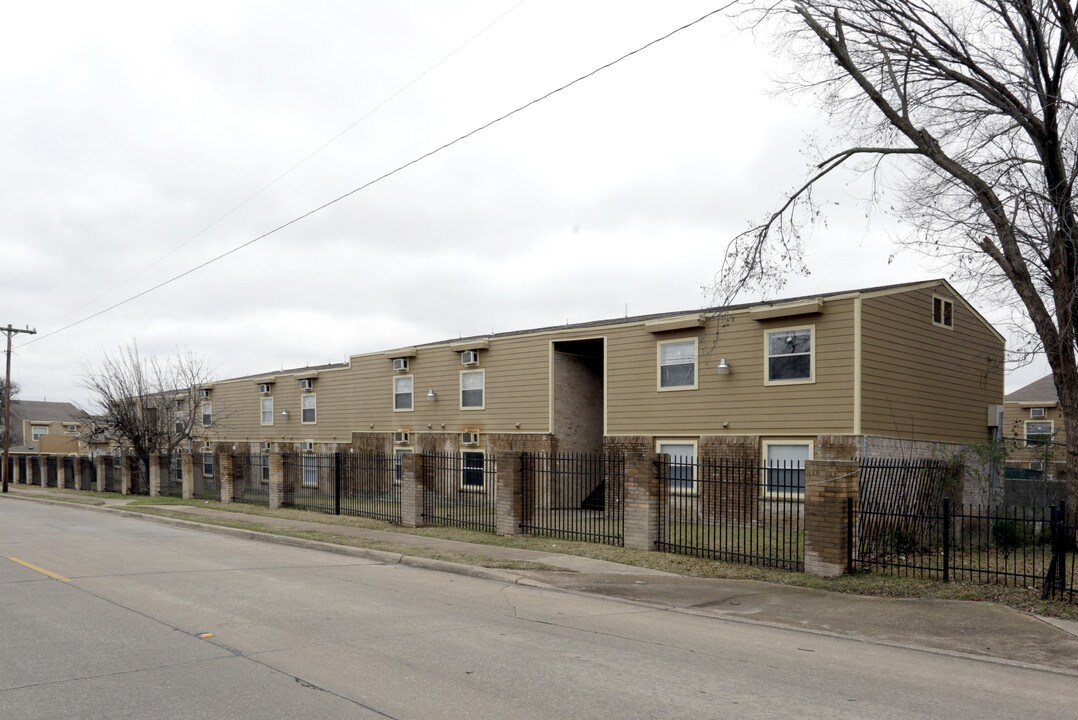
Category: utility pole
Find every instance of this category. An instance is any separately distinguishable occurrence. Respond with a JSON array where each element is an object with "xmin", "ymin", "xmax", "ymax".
[{"xmin": 3, "ymin": 324, "xmax": 36, "ymax": 493}]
